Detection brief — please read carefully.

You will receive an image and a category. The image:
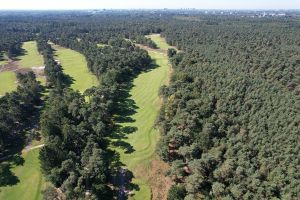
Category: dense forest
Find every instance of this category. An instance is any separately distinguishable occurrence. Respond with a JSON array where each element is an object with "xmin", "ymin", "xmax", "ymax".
[
  {"xmin": 0, "ymin": 10, "xmax": 299, "ymax": 200},
  {"xmin": 158, "ymin": 15, "xmax": 300, "ymax": 199}
]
